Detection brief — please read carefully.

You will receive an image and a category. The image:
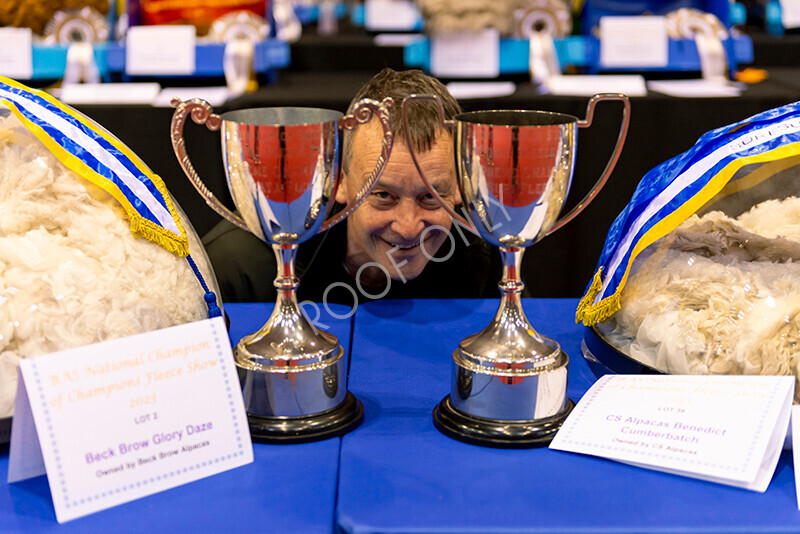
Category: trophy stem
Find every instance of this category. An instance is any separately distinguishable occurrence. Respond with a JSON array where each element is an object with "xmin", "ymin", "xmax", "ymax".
[
  {"xmin": 273, "ymin": 243, "xmax": 300, "ymax": 310},
  {"xmin": 499, "ymin": 246, "xmax": 524, "ymax": 290},
  {"xmin": 233, "ymin": 243, "xmax": 363, "ymax": 443},
  {"xmin": 473, "ymin": 246, "xmax": 555, "ymax": 357},
  {"xmin": 497, "ymin": 245, "xmax": 526, "ymax": 320},
  {"xmin": 432, "ymin": 246, "xmax": 574, "ymax": 448}
]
